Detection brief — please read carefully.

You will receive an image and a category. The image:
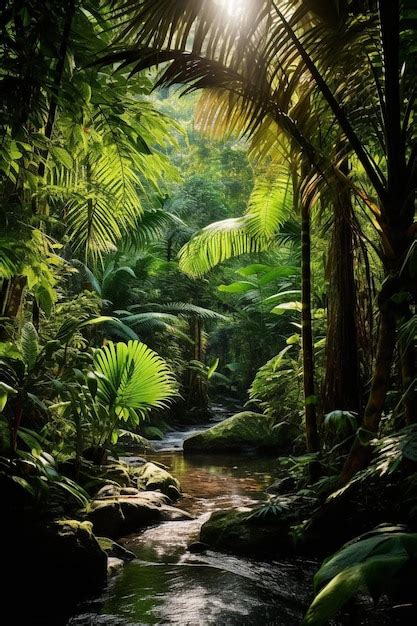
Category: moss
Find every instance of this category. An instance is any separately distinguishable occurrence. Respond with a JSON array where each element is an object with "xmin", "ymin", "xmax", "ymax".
[
  {"xmin": 97, "ymin": 536, "xmax": 114, "ymax": 552},
  {"xmin": 134, "ymin": 462, "xmax": 181, "ymax": 500},
  {"xmin": 183, "ymin": 411, "xmax": 293, "ymax": 454},
  {"xmin": 200, "ymin": 508, "xmax": 295, "ymax": 557},
  {"xmin": 97, "ymin": 536, "xmax": 136, "ymax": 561},
  {"xmin": 56, "ymin": 519, "xmax": 93, "ymax": 534},
  {"xmin": 86, "ymin": 494, "xmax": 166, "ymax": 537}
]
